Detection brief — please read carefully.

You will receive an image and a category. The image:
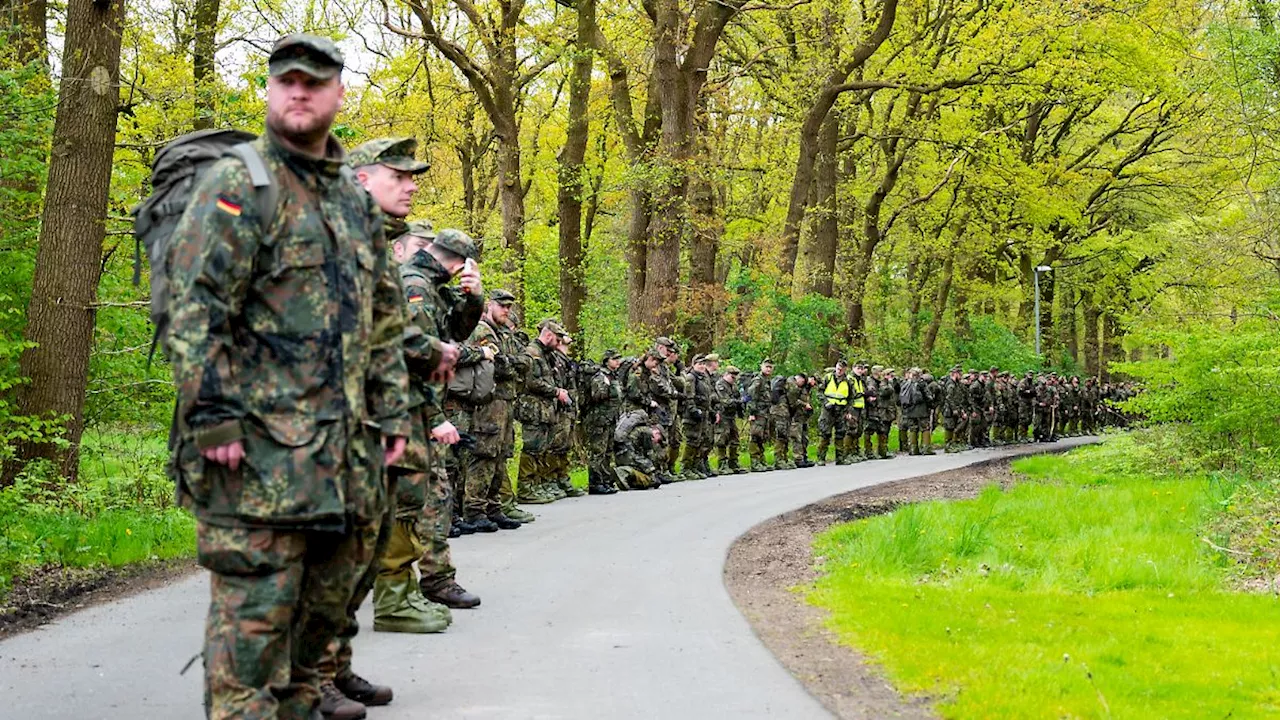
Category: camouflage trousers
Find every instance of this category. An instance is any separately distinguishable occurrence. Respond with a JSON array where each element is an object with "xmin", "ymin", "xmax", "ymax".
[
  {"xmin": 584, "ymin": 420, "xmax": 616, "ymax": 487},
  {"xmin": 713, "ymin": 418, "xmax": 743, "ymax": 470},
  {"xmin": 816, "ymin": 406, "xmax": 853, "ymax": 462},
  {"xmin": 199, "ymin": 519, "xmax": 378, "ymax": 720},
  {"xmin": 317, "ymin": 475, "xmax": 396, "ymax": 685},
  {"xmin": 420, "ymin": 465, "xmax": 456, "ymax": 590},
  {"xmin": 463, "ymin": 398, "xmax": 510, "ymax": 520},
  {"xmin": 664, "ymin": 415, "xmax": 683, "ymax": 472},
  {"xmin": 518, "ymin": 422, "xmax": 553, "ymax": 497},
  {"xmin": 771, "ymin": 413, "xmax": 791, "ymax": 464},
  {"xmin": 747, "ymin": 415, "xmax": 772, "ymax": 466},
  {"xmin": 790, "ymin": 416, "xmax": 811, "ymax": 463}
]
